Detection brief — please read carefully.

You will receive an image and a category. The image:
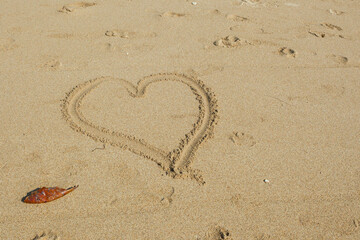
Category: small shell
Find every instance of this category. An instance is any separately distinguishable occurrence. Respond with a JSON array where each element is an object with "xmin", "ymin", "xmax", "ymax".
[{"xmin": 22, "ymin": 185, "xmax": 78, "ymax": 204}]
